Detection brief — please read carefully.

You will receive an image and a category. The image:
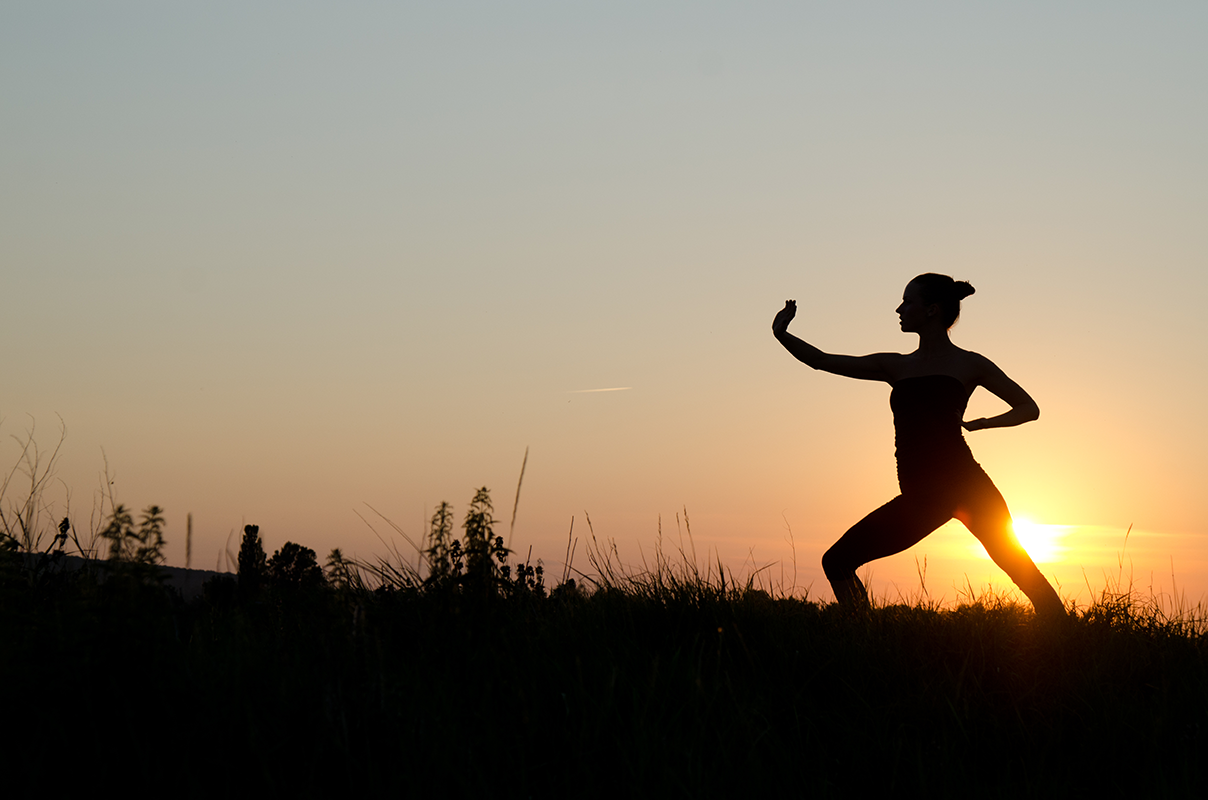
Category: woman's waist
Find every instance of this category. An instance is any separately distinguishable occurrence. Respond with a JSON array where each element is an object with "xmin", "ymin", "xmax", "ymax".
[
  {"xmin": 896, "ymin": 452, "xmax": 982, "ymax": 471},
  {"xmin": 894, "ymin": 432, "xmax": 971, "ymax": 457},
  {"xmin": 894, "ymin": 440, "xmax": 977, "ymax": 472}
]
